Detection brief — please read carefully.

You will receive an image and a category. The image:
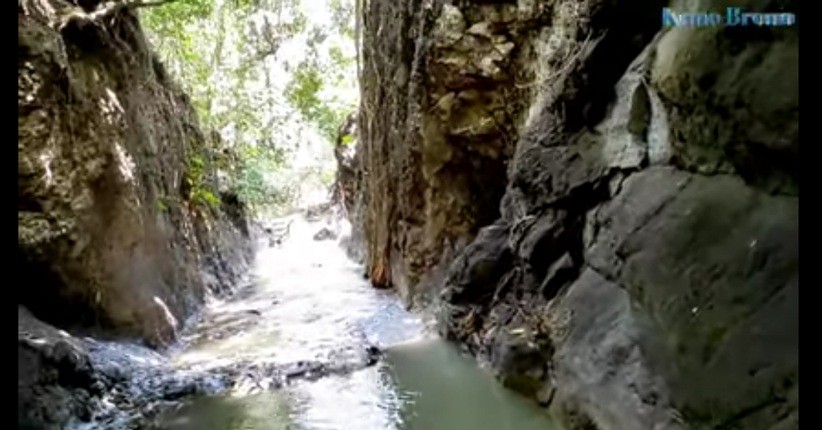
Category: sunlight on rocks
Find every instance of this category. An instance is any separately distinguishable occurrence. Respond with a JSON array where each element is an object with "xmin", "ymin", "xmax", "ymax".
[
  {"xmin": 114, "ymin": 143, "xmax": 136, "ymax": 183},
  {"xmin": 39, "ymin": 149, "xmax": 54, "ymax": 187}
]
